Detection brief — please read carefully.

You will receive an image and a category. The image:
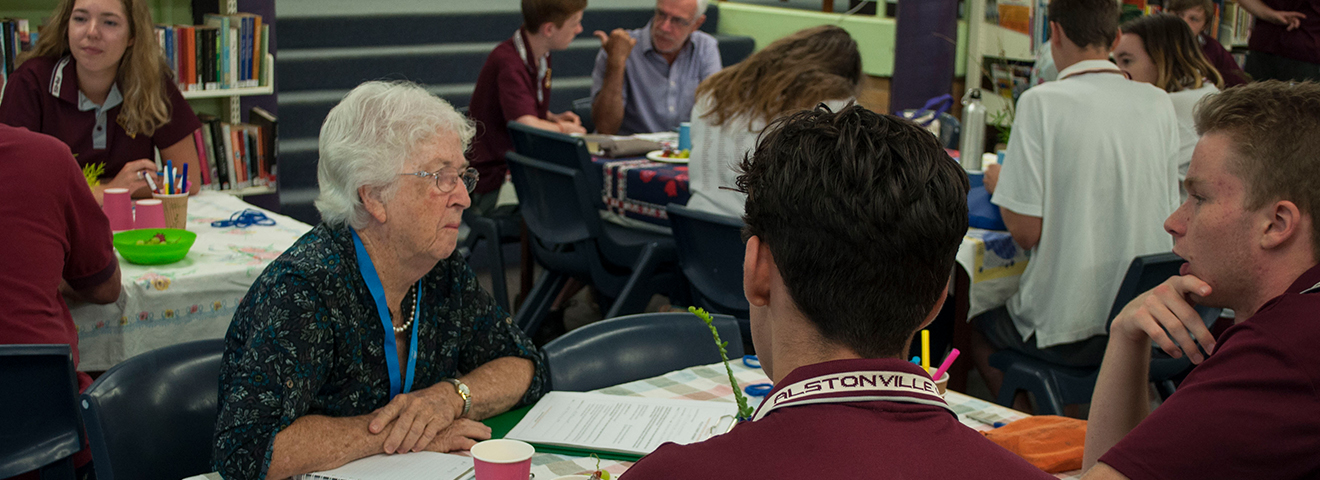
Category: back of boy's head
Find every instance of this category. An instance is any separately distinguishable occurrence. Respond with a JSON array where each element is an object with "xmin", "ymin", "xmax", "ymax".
[
  {"xmin": 522, "ymin": 0, "xmax": 587, "ymax": 32},
  {"xmin": 1049, "ymin": 0, "xmax": 1120, "ymax": 50},
  {"xmin": 736, "ymin": 105, "xmax": 969, "ymax": 358}
]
